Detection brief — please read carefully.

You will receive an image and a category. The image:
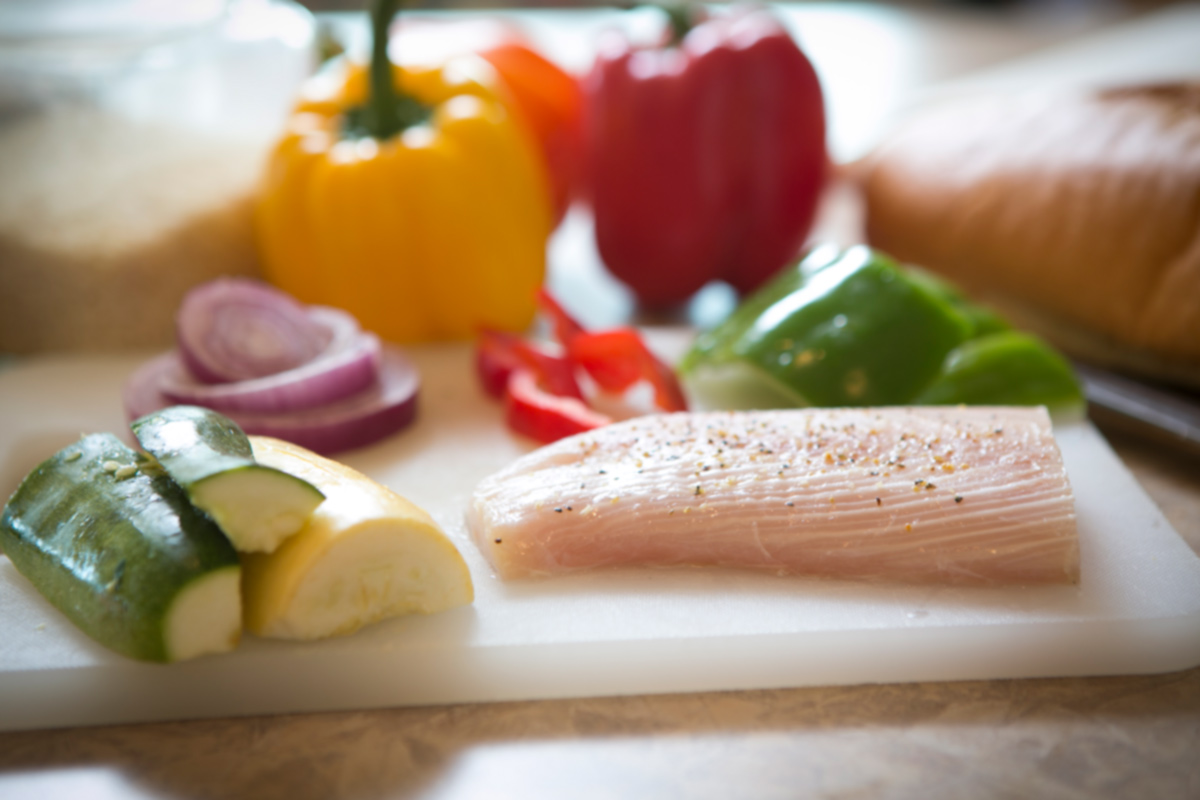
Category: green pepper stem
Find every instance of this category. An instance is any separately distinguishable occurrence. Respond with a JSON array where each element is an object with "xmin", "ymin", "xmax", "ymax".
[
  {"xmin": 360, "ymin": 0, "xmax": 428, "ymax": 141},
  {"xmin": 662, "ymin": 0, "xmax": 694, "ymax": 46}
]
